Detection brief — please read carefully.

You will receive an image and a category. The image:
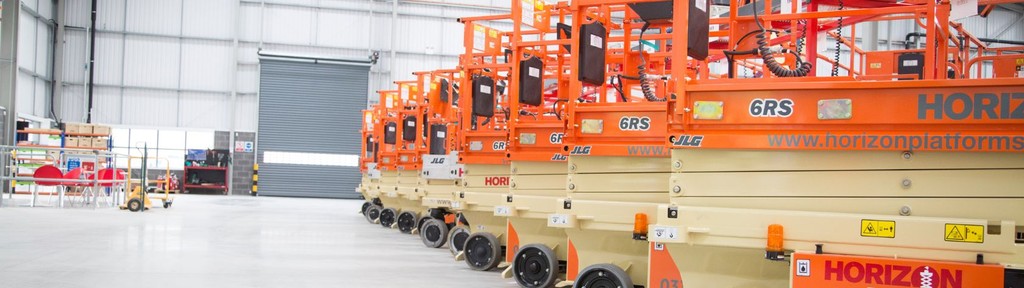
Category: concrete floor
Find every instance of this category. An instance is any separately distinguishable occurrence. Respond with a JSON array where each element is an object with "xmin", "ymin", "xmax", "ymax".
[{"xmin": 0, "ymin": 195, "xmax": 518, "ymax": 288}]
